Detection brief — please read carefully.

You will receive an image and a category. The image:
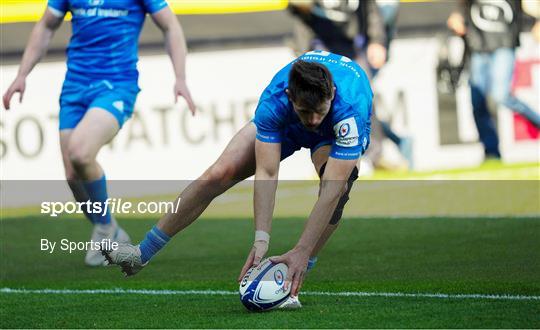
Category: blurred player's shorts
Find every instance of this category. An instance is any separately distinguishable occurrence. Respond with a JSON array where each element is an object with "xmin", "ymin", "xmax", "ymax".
[{"xmin": 59, "ymin": 78, "xmax": 140, "ymax": 130}]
